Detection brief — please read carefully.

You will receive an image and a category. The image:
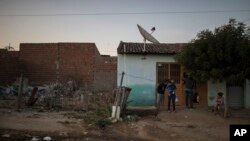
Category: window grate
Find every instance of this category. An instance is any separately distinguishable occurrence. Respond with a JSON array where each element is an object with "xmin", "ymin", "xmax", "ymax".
[{"xmin": 157, "ymin": 63, "xmax": 180, "ymax": 84}]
